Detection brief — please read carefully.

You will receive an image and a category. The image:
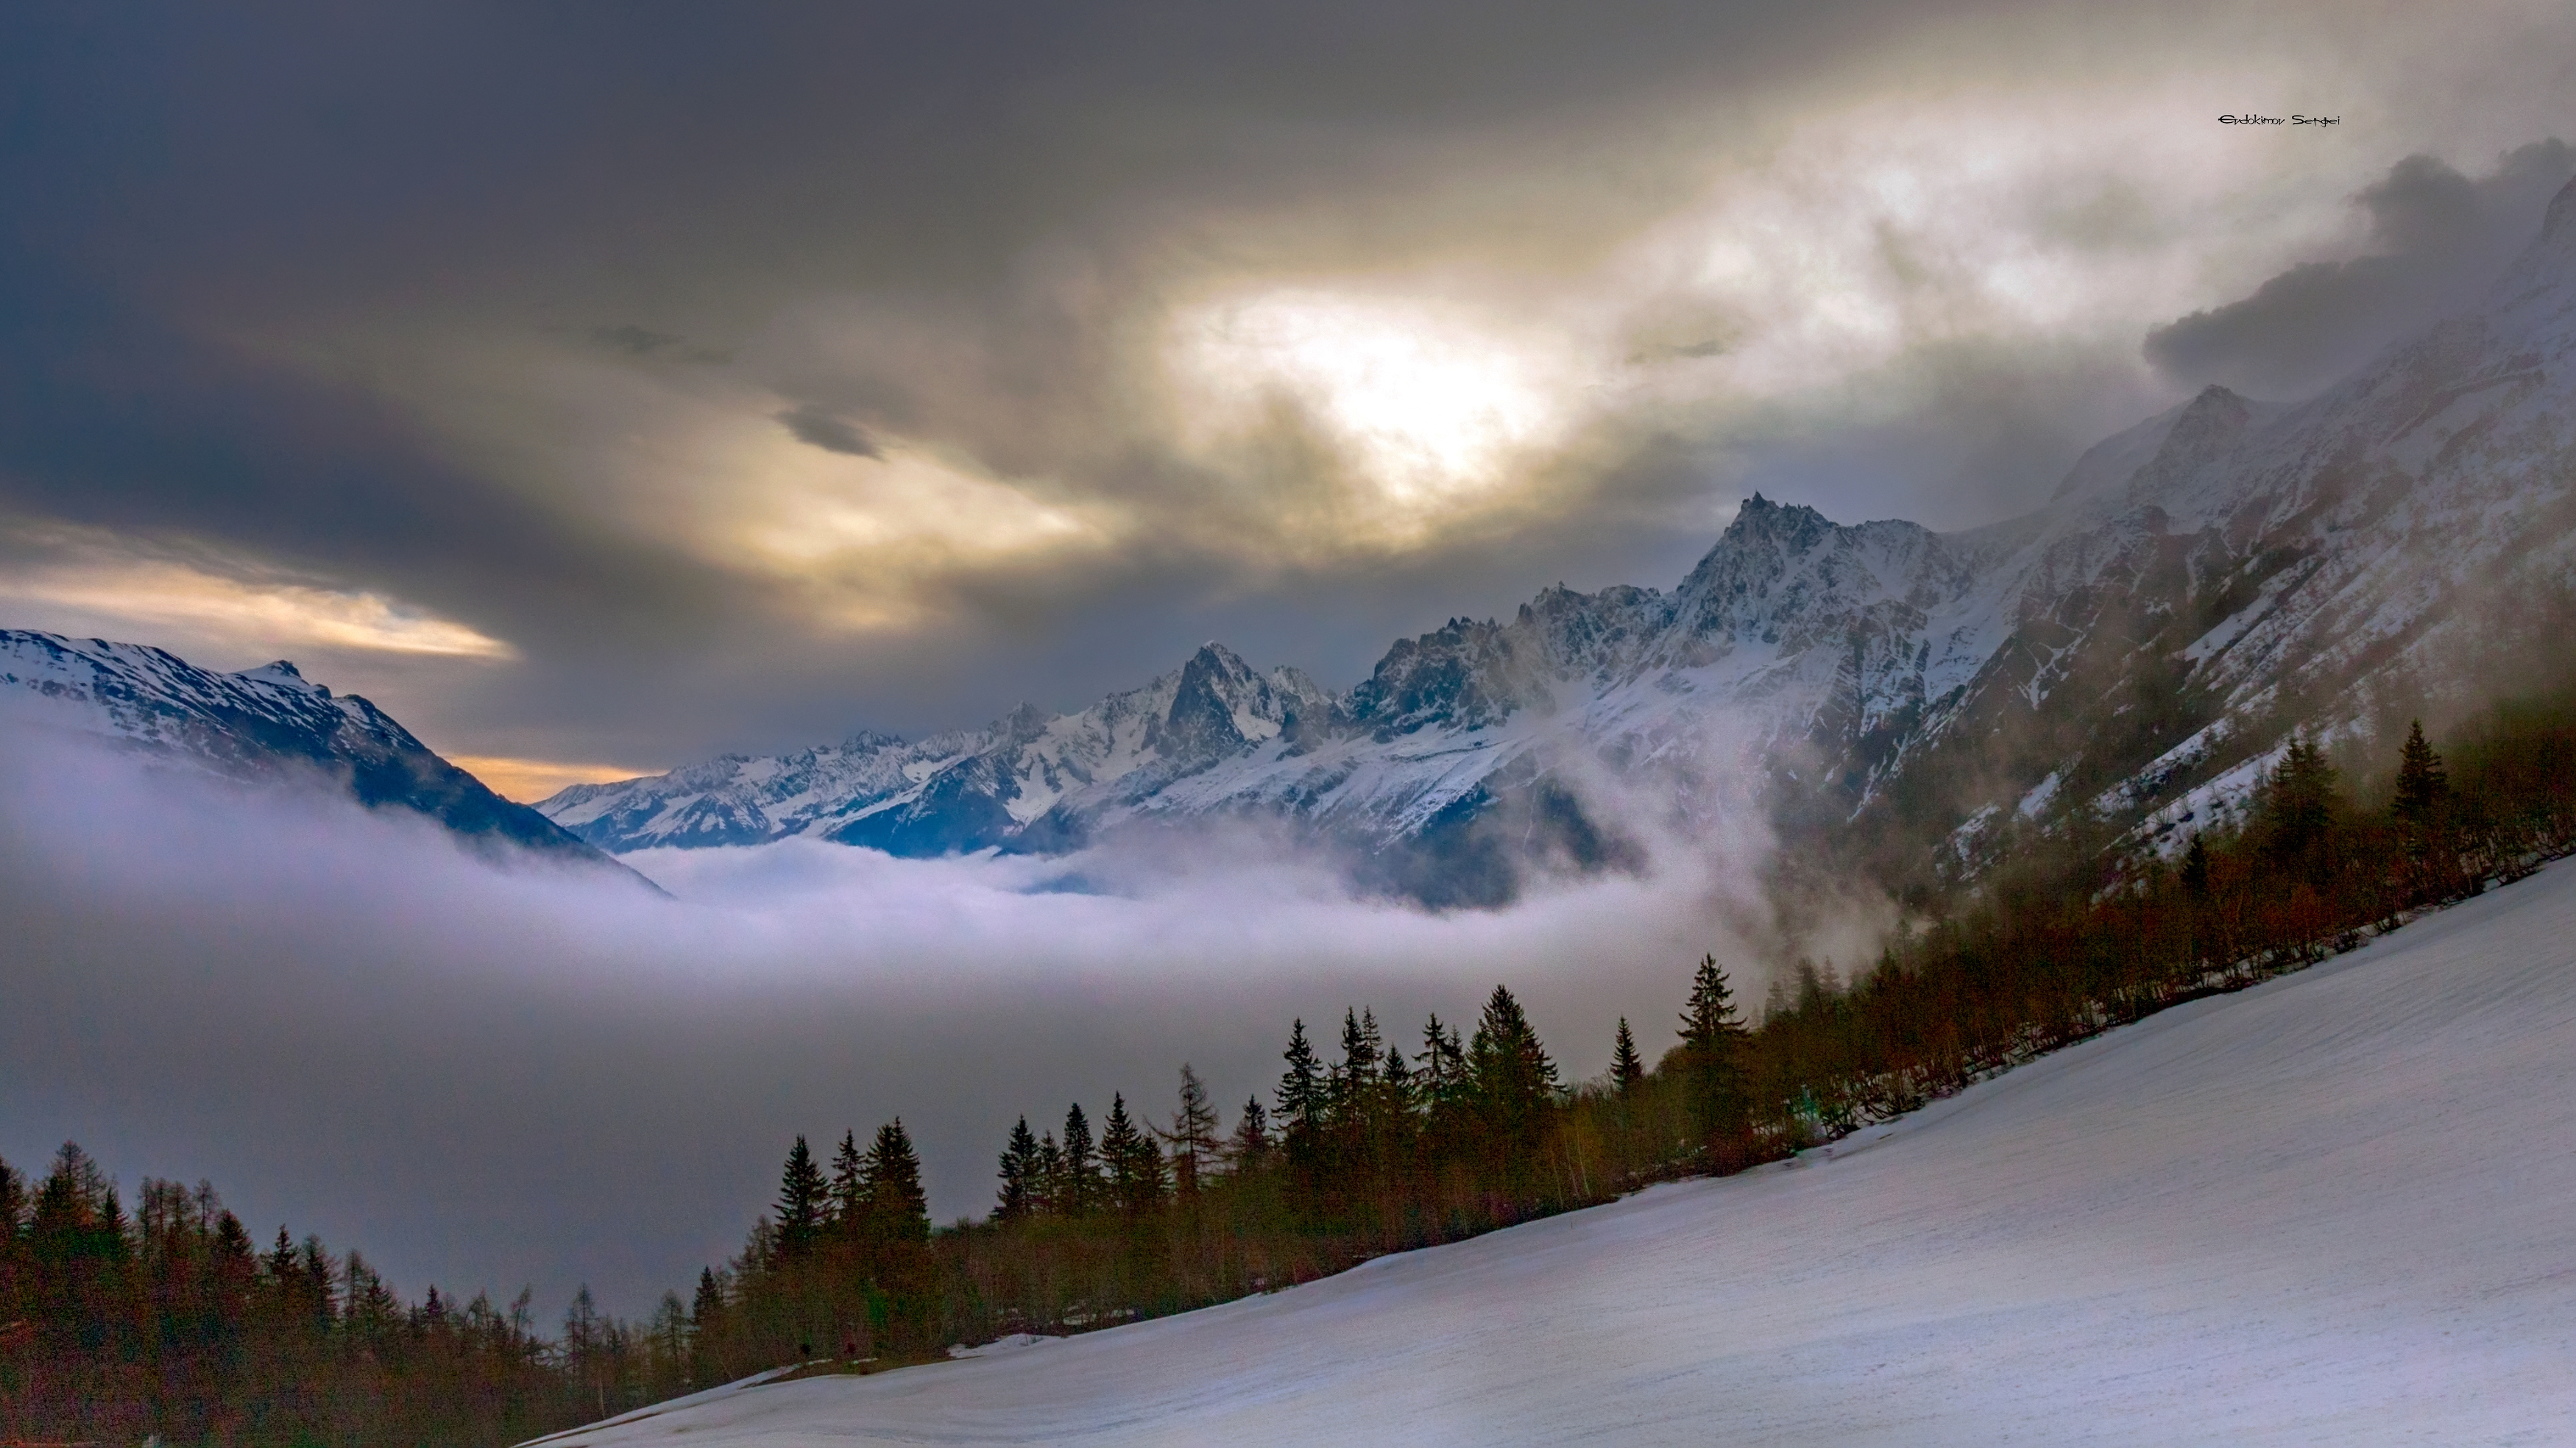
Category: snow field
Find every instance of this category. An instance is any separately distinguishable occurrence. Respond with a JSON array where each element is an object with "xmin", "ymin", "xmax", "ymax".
[{"xmin": 567, "ymin": 859, "xmax": 2576, "ymax": 1446}]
